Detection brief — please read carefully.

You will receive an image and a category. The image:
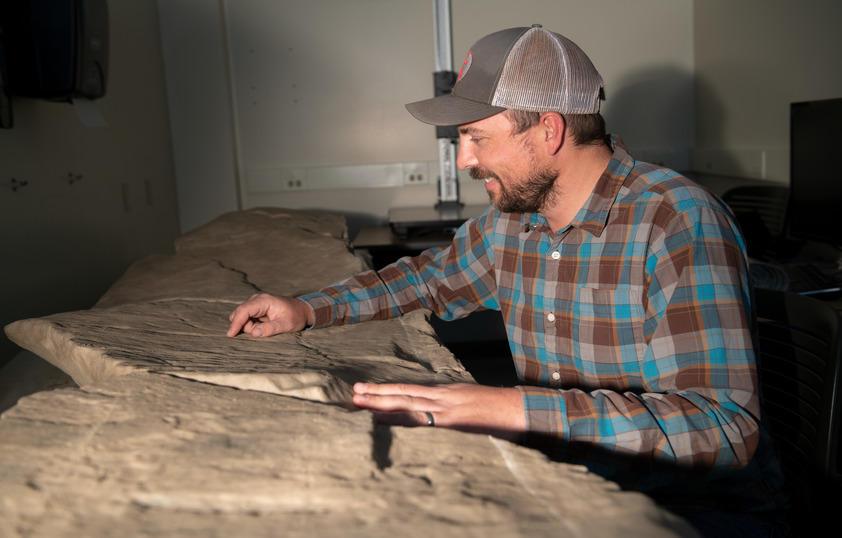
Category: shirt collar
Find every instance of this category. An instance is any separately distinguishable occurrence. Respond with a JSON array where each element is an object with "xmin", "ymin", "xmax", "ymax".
[
  {"xmin": 564, "ymin": 134, "xmax": 633, "ymax": 237},
  {"xmin": 512, "ymin": 134, "xmax": 634, "ymax": 236}
]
